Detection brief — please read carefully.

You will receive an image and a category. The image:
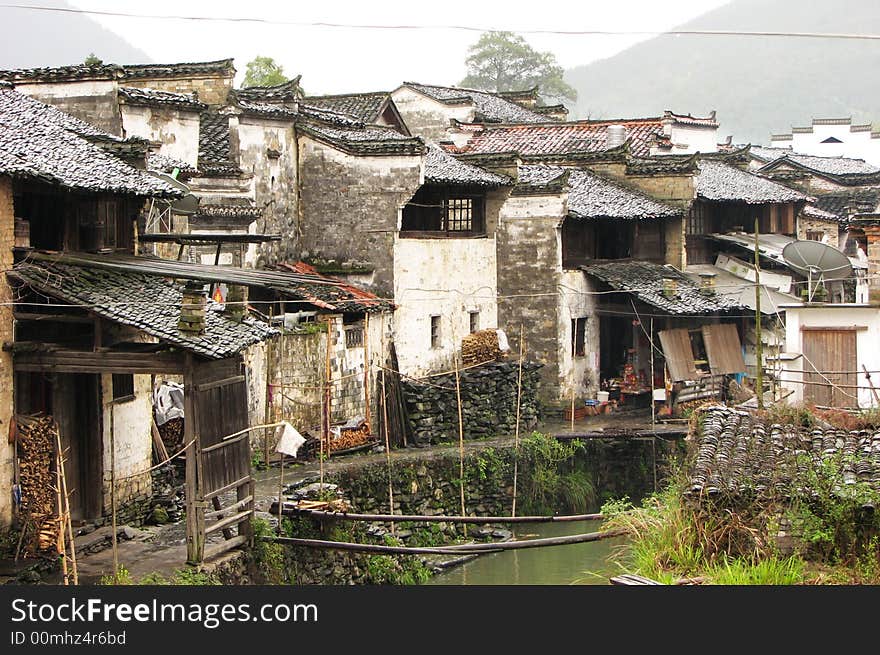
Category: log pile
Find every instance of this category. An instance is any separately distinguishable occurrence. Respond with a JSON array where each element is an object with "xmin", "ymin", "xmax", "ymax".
[
  {"xmin": 461, "ymin": 329, "xmax": 505, "ymax": 367},
  {"xmin": 326, "ymin": 422, "xmax": 374, "ymax": 454},
  {"xmin": 158, "ymin": 417, "xmax": 185, "ymax": 452},
  {"xmin": 15, "ymin": 415, "xmax": 60, "ymax": 554}
]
